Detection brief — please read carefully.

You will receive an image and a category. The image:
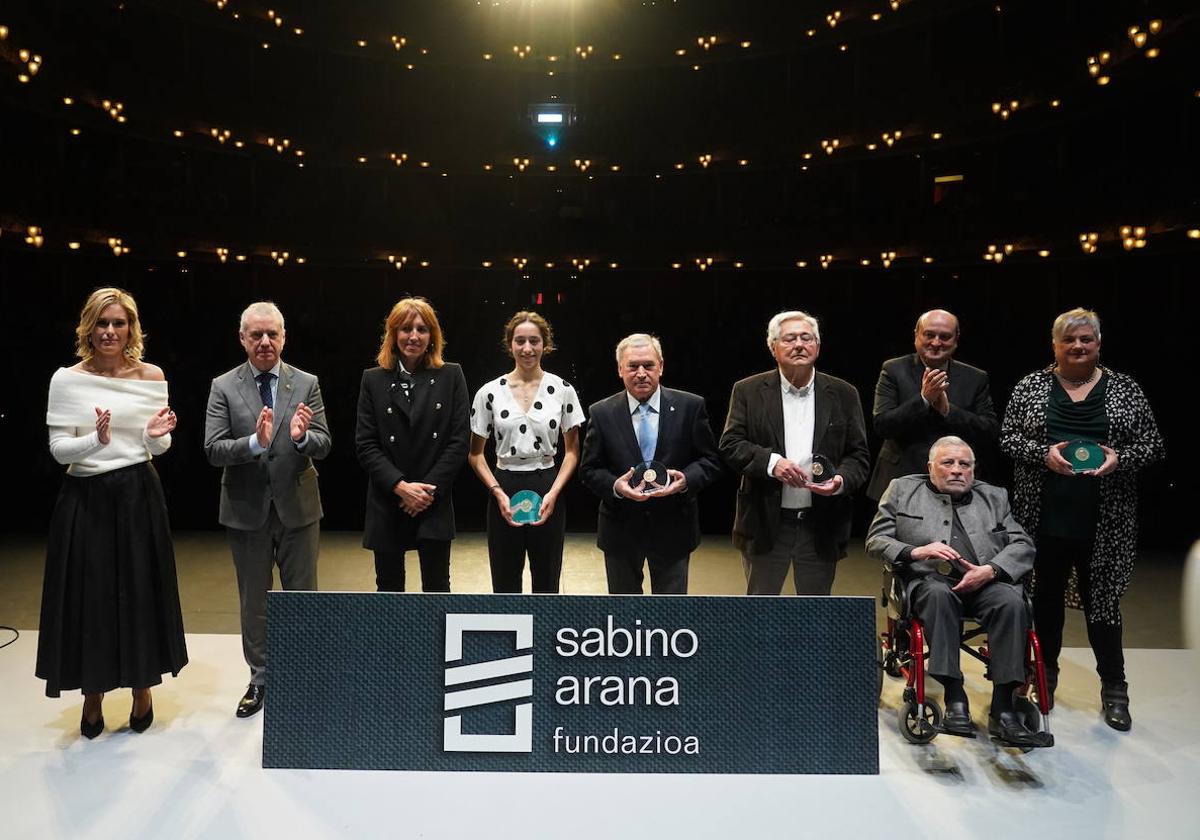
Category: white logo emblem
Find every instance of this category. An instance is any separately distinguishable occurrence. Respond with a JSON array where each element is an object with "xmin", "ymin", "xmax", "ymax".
[{"xmin": 443, "ymin": 614, "xmax": 534, "ymax": 753}]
